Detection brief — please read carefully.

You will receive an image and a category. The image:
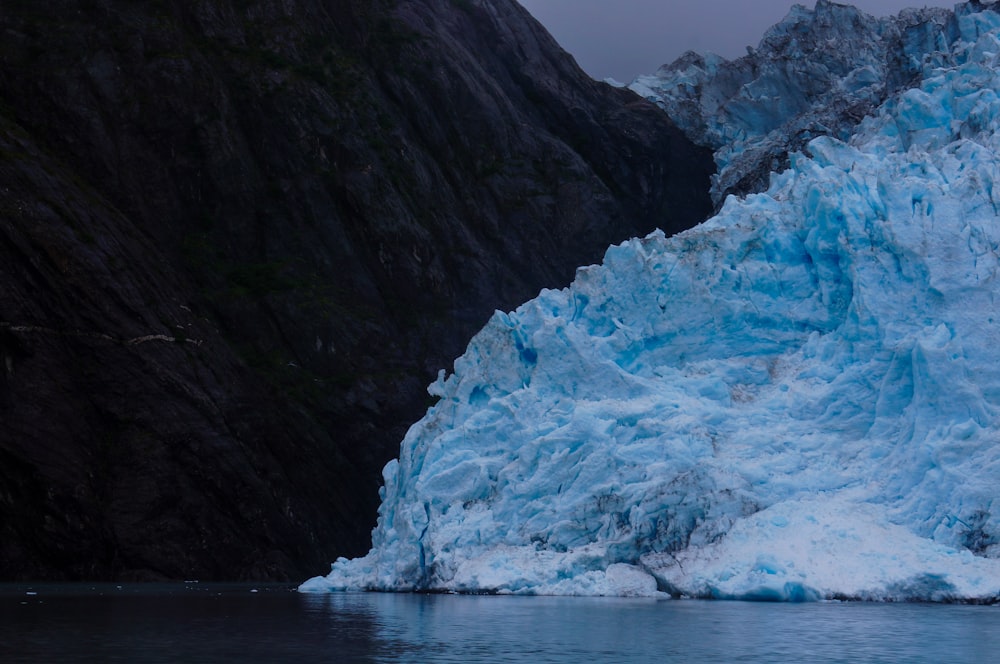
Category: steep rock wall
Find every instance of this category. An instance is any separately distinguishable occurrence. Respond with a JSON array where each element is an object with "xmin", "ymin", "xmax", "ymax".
[{"xmin": 0, "ymin": 0, "xmax": 713, "ymax": 580}]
